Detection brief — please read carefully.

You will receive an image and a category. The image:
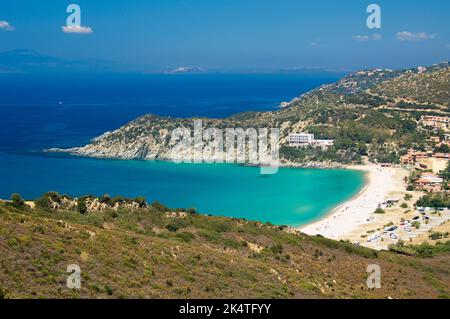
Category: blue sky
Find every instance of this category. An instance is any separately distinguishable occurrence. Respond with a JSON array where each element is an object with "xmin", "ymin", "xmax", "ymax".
[{"xmin": 0, "ymin": 0, "xmax": 449, "ymax": 71}]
